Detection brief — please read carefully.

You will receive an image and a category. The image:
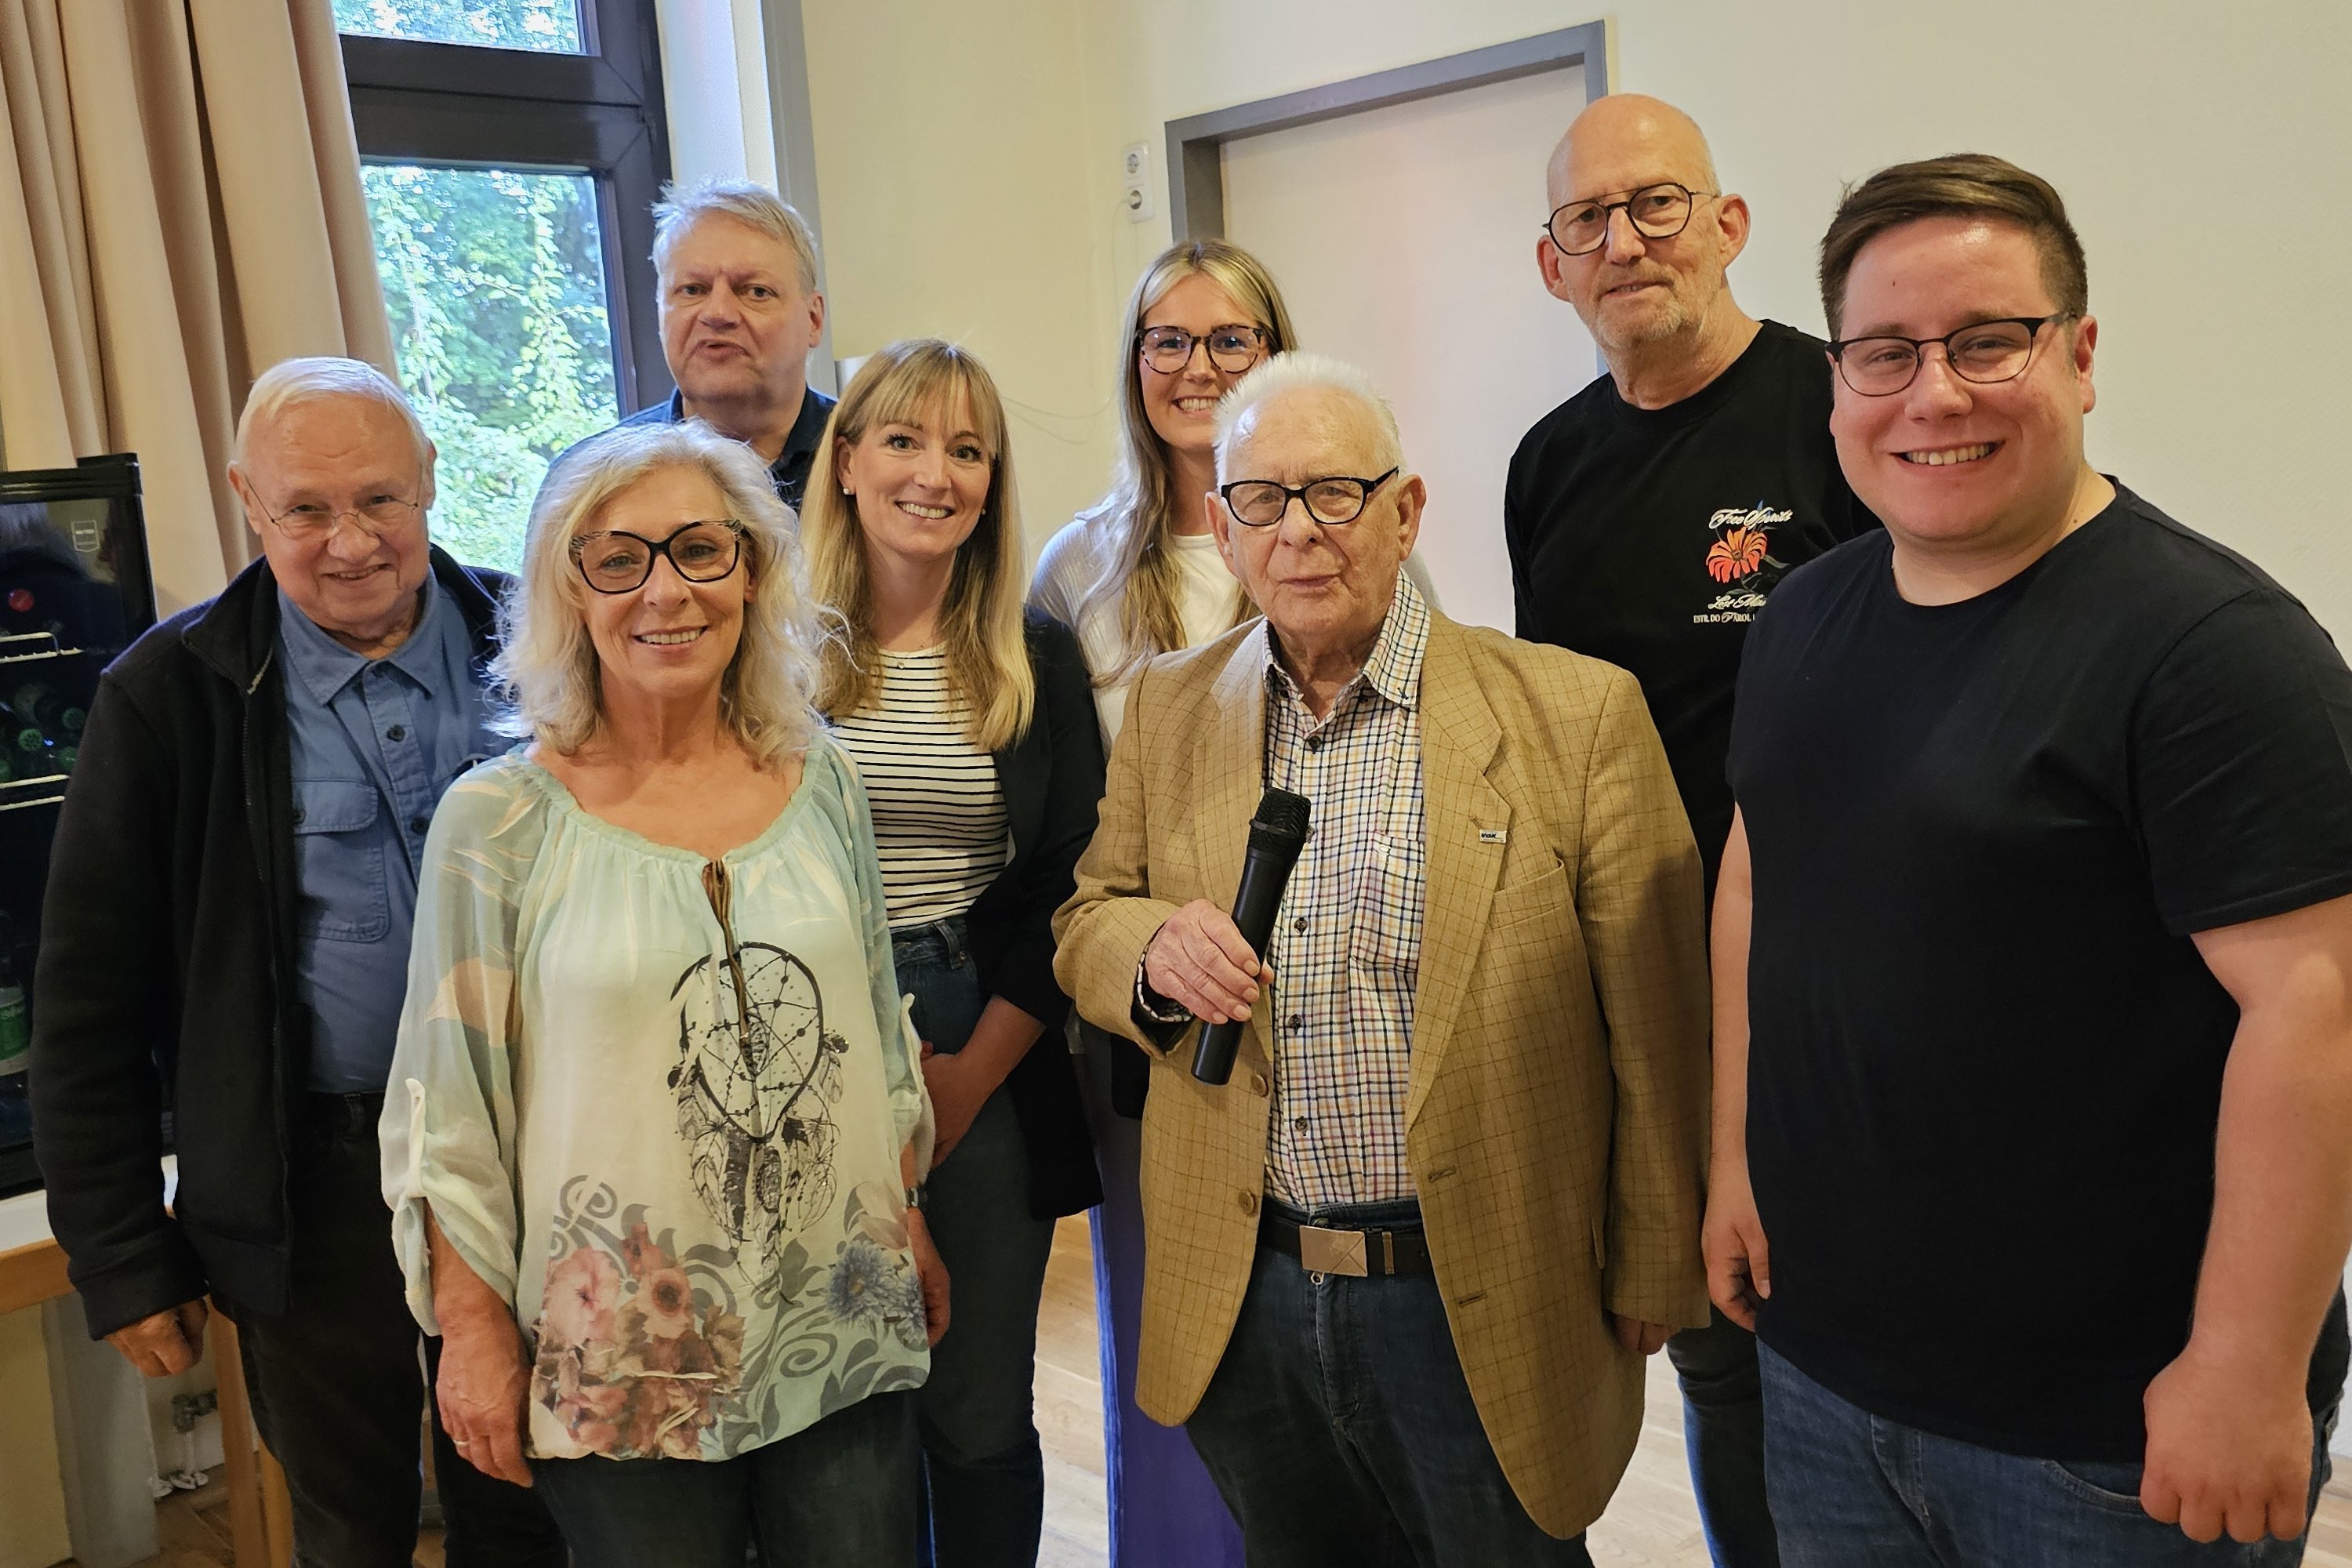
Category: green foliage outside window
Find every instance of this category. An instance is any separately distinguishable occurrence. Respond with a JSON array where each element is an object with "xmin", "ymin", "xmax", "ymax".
[
  {"xmin": 332, "ymin": 0, "xmax": 582, "ymax": 53},
  {"xmin": 361, "ymin": 165, "xmax": 622, "ymax": 572}
]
